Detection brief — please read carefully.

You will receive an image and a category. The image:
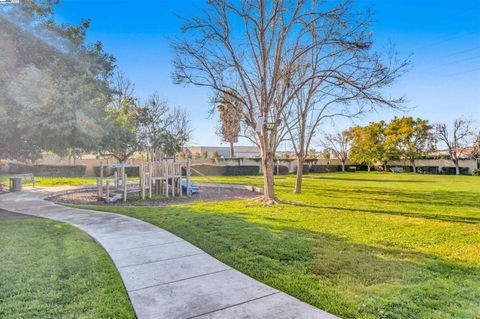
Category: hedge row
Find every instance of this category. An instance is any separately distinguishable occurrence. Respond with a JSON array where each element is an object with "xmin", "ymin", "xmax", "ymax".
[
  {"xmin": 8, "ymin": 164, "xmax": 86, "ymax": 177},
  {"xmin": 188, "ymin": 165, "xmax": 260, "ymax": 176},
  {"xmin": 309, "ymin": 165, "xmax": 344, "ymax": 173},
  {"xmin": 385, "ymin": 166, "xmax": 472, "ymax": 175},
  {"xmin": 440, "ymin": 167, "xmax": 470, "ymax": 175},
  {"xmin": 274, "ymin": 165, "xmax": 290, "ymax": 175}
]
